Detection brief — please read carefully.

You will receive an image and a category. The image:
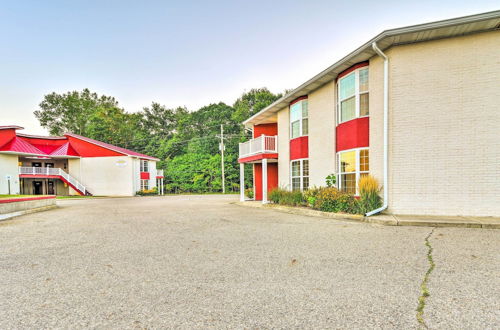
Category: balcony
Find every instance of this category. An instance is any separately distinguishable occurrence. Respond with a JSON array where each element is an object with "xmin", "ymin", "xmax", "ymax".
[
  {"xmin": 19, "ymin": 166, "xmax": 89, "ymax": 195},
  {"xmin": 238, "ymin": 135, "xmax": 278, "ymax": 161}
]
